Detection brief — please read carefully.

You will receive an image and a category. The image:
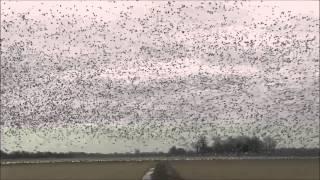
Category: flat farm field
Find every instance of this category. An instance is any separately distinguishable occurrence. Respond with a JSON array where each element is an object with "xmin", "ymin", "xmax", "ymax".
[
  {"xmin": 1, "ymin": 158, "xmax": 319, "ymax": 180},
  {"xmin": 0, "ymin": 161, "xmax": 155, "ymax": 180},
  {"xmin": 171, "ymin": 159, "xmax": 320, "ymax": 180}
]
